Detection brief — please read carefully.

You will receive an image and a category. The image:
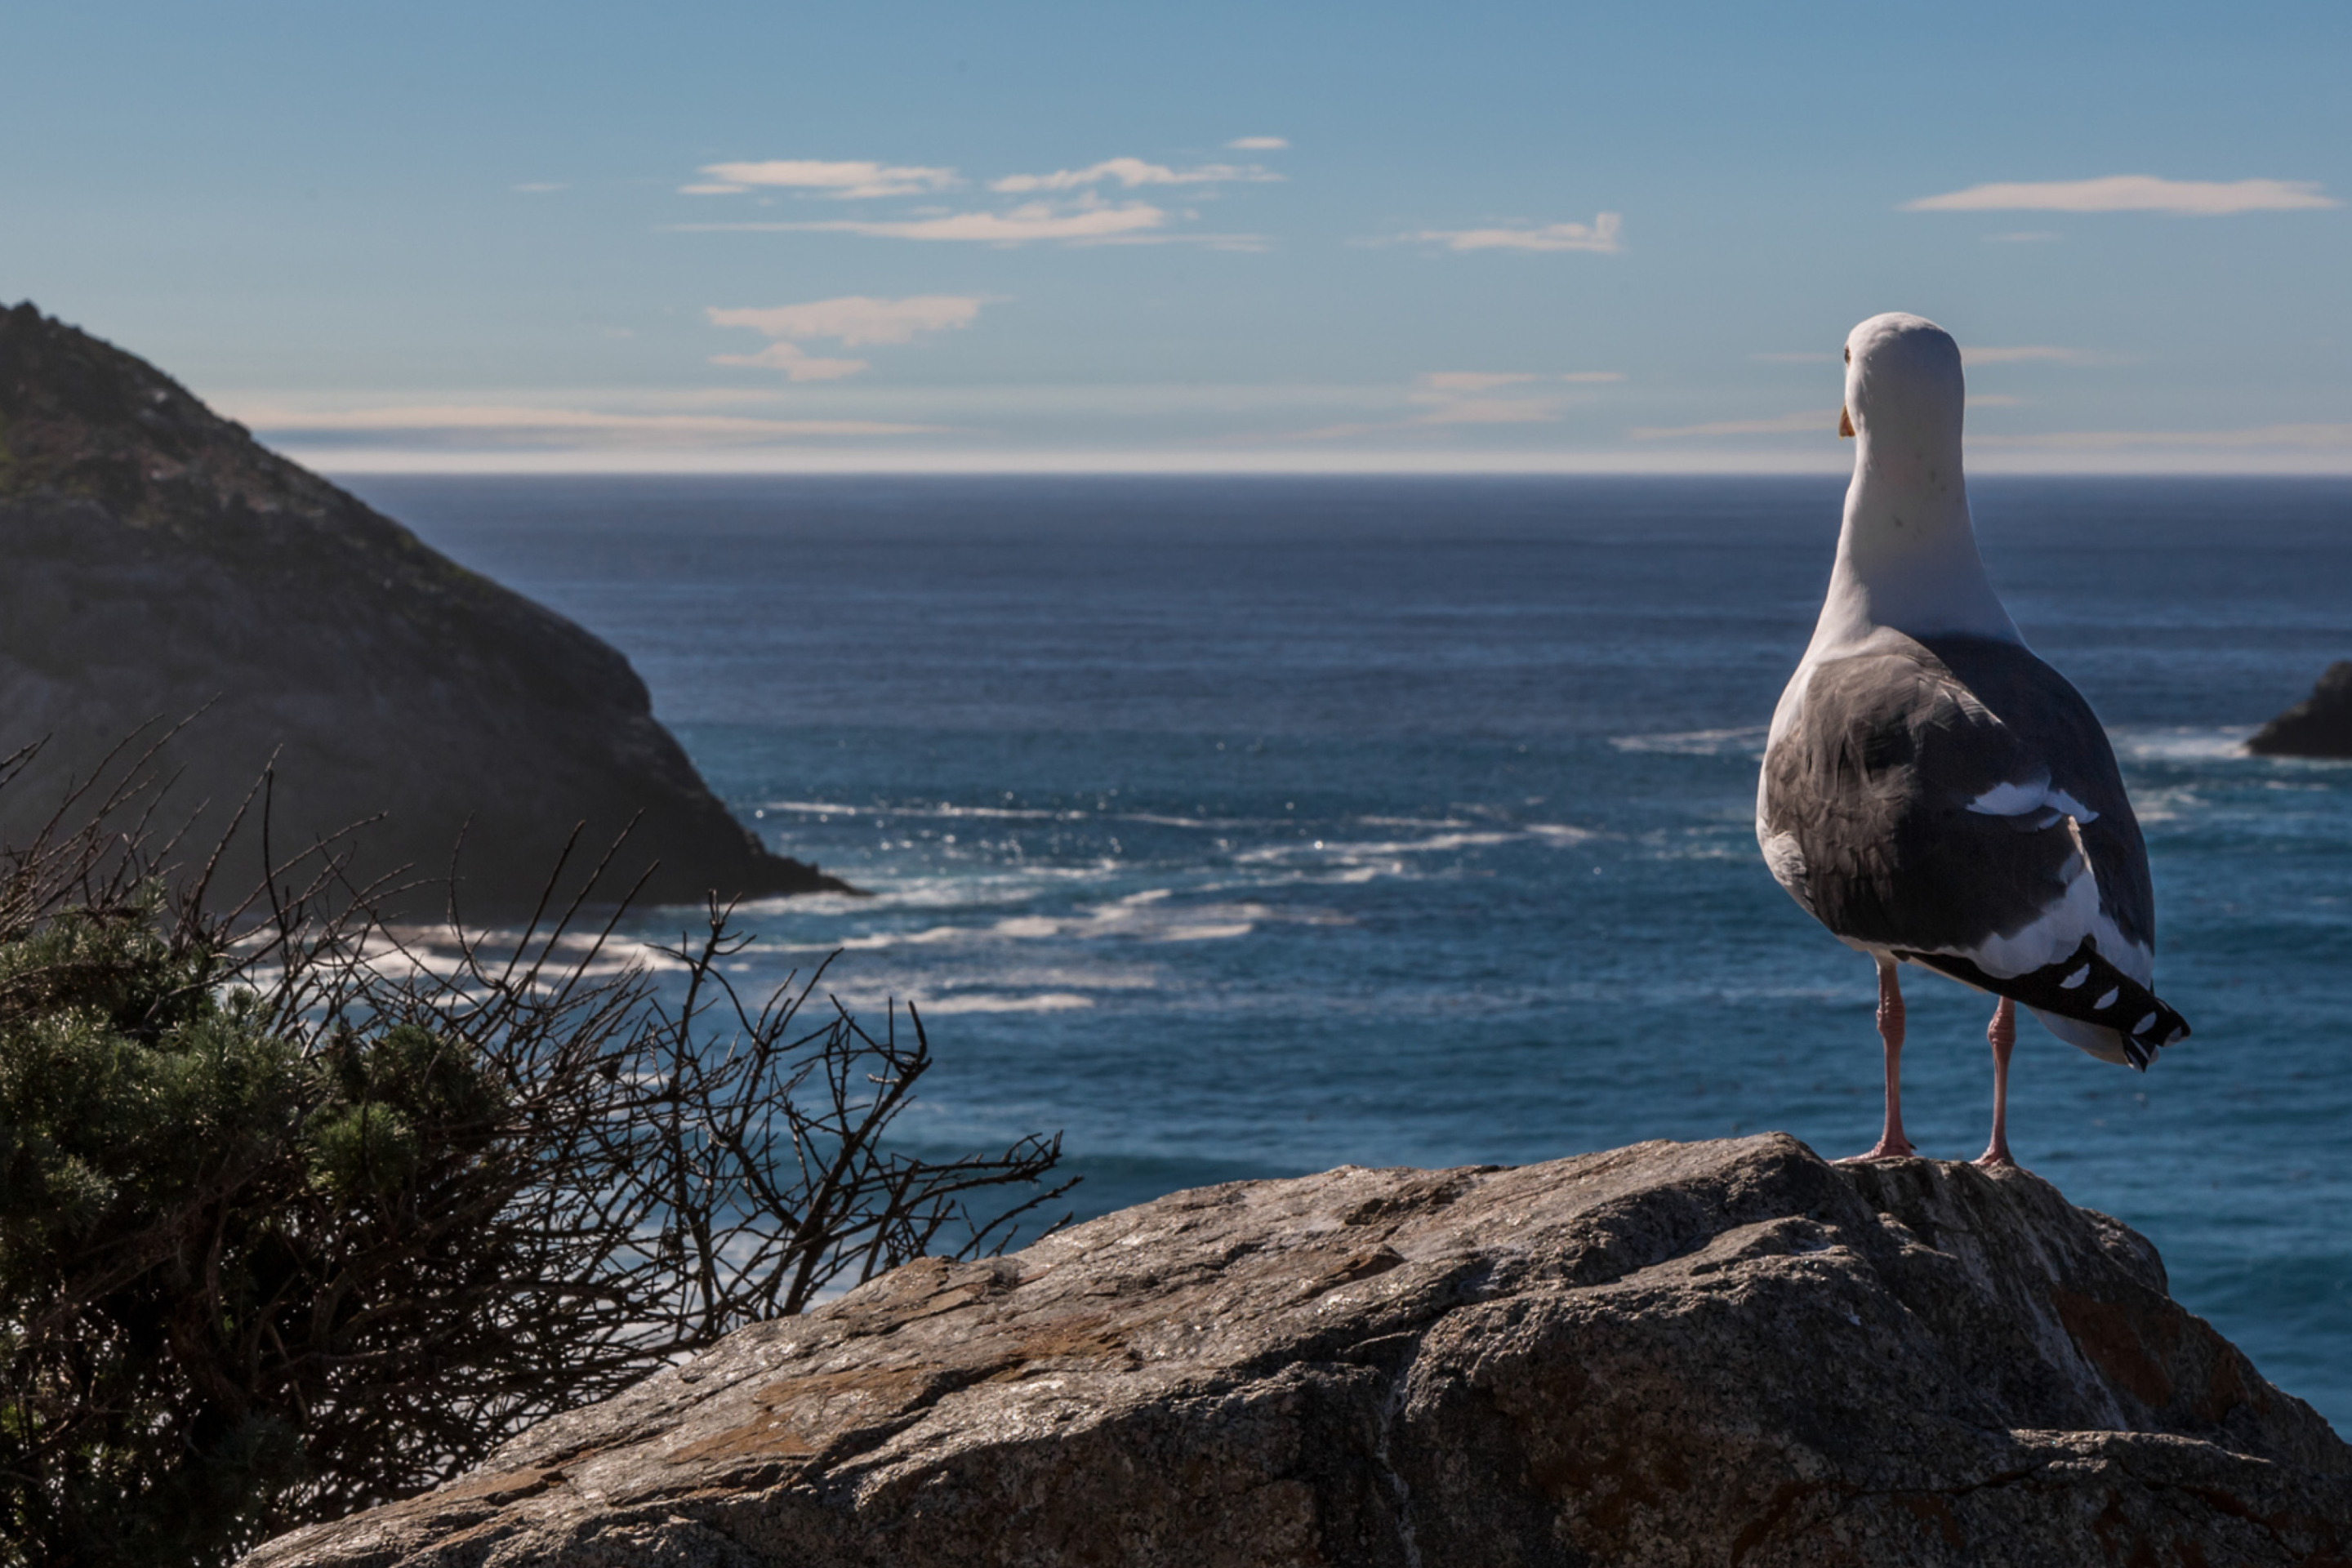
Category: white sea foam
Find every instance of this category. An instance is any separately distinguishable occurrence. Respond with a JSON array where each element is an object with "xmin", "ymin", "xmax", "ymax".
[
  {"xmin": 1236, "ymin": 830, "xmax": 1516, "ymax": 865},
  {"xmin": 781, "ymin": 892, "xmax": 1348, "ymax": 956},
  {"xmin": 2108, "ymin": 726, "xmax": 2256, "ymax": 762},
  {"xmin": 1609, "ymin": 725, "xmax": 1771, "ymax": 757},
  {"xmin": 915, "ymin": 992, "xmax": 1098, "ymax": 1015}
]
